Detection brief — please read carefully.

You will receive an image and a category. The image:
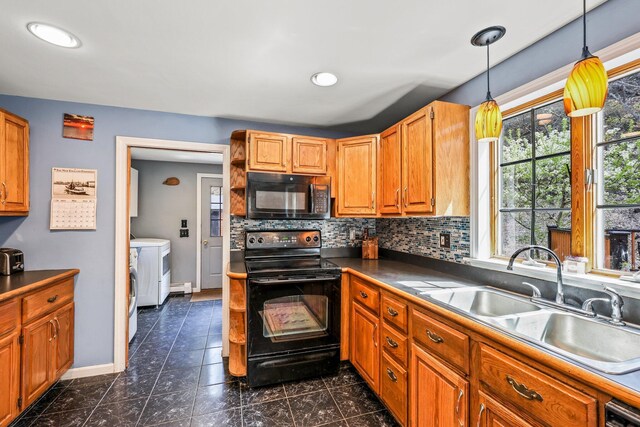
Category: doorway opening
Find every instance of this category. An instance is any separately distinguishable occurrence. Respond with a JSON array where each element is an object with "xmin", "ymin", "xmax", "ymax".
[{"xmin": 115, "ymin": 136, "xmax": 230, "ymax": 373}]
